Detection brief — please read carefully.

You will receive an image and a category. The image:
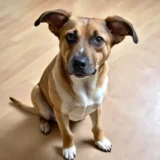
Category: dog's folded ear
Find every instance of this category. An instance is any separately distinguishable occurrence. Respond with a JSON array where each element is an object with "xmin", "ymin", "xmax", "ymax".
[
  {"xmin": 34, "ymin": 9, "xmax": 71, "ymax": 37},
  {"xmin": 105, "ymin": 16, "xmax": 138, "ymax": 46}
]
